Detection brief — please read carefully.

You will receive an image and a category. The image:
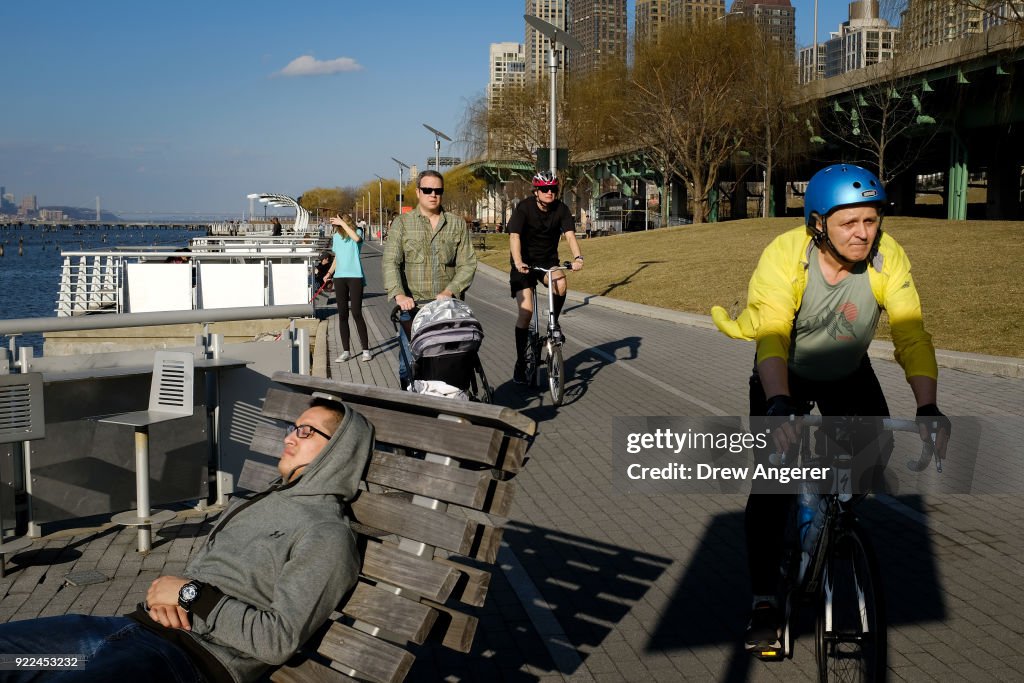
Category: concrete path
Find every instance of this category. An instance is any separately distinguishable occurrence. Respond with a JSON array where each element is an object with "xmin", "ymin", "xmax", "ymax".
[{"xmin": 1, "ymin": 240, "xmax": 1021, "ymax": 683}]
